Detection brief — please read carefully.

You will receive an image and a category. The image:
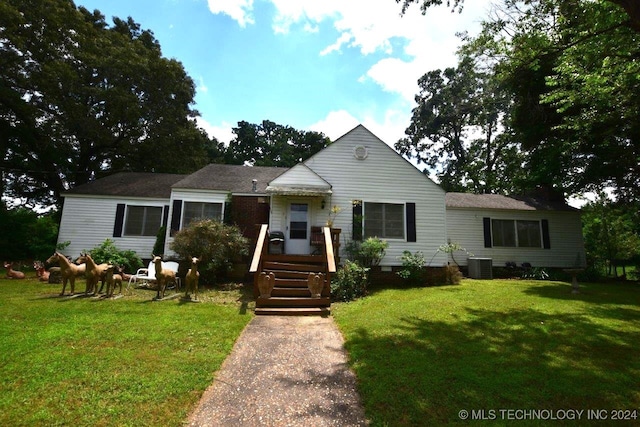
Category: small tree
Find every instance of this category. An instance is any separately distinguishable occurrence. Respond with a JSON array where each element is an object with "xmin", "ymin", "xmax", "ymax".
[
  {"xmin": 87, "ymin": 239, "xmax": 142, "ymax": 273},
  {"xmin": 344, "ymin": 237, "xmax": 389, "ymax": 268},
  {"xmin": 169, "ymin": 219, "xmax": 248, "ymax": 284}
]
